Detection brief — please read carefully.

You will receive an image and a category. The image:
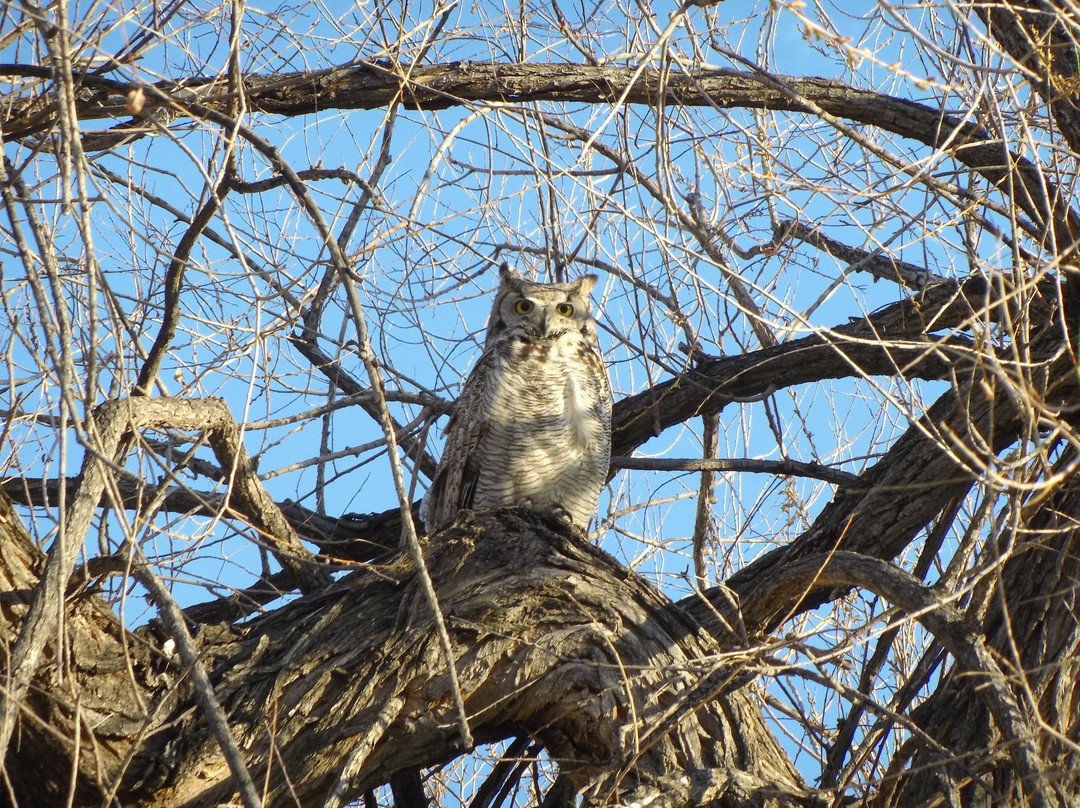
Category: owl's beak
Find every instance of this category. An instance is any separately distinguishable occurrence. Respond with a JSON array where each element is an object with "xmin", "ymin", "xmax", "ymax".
[{"xmin": 537, "ymin": 312, "xmax": 563, "ymax": 340}]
